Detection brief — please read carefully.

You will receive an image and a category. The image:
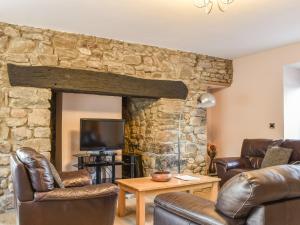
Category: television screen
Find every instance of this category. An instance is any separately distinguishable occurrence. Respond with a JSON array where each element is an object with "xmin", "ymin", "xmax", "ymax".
[{"xmin": 80, "ymin": 119, "xmax": 125, "ymax": 151}]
